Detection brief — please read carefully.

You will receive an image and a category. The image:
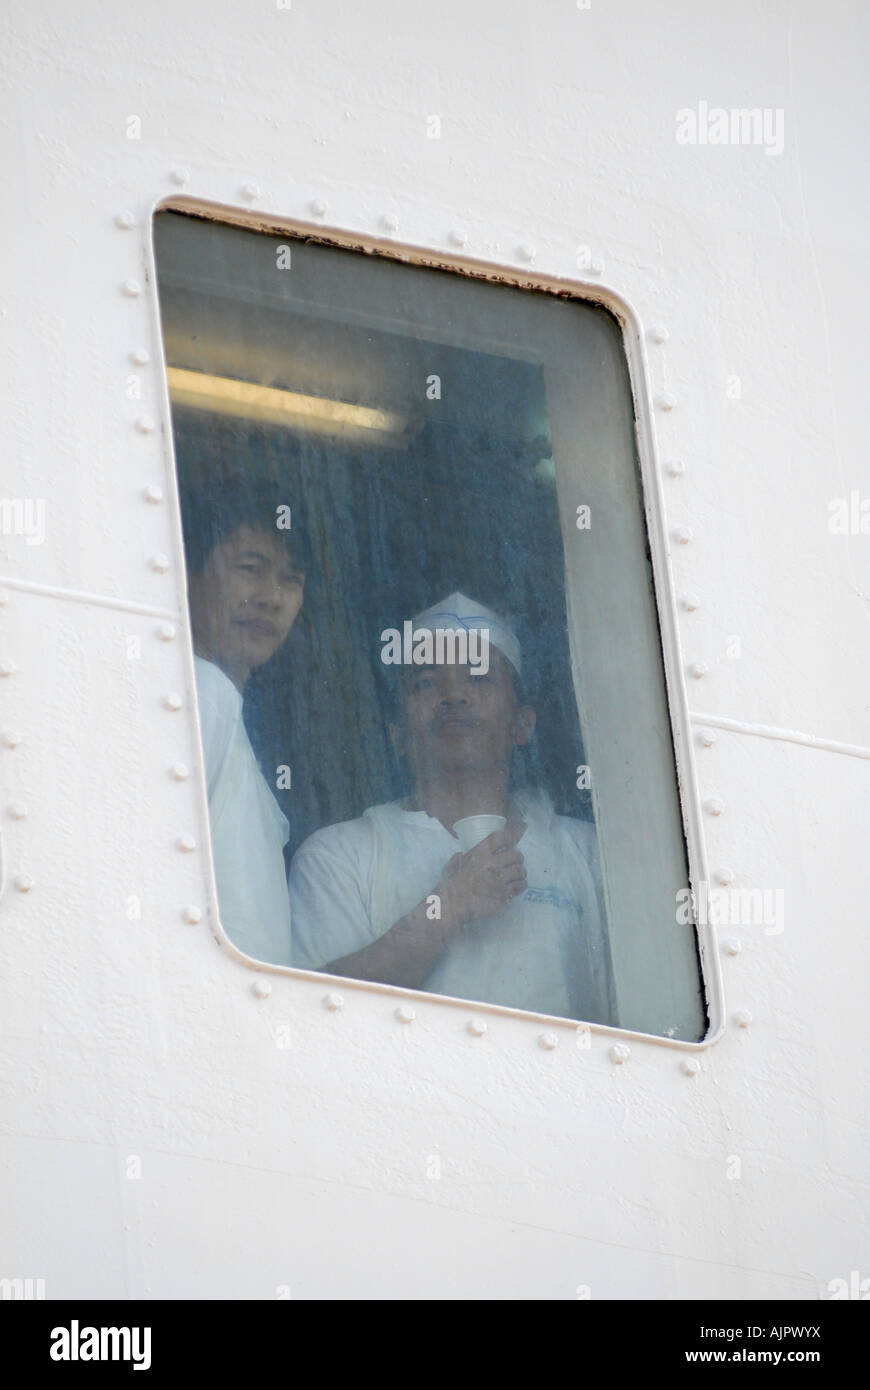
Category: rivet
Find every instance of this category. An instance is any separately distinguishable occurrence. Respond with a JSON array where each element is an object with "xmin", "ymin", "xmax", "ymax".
[
  {"xmin": 170, "ymin": 763, "xmax": 189, "ymax": 781},
  {"xmin": 723, "ymin": 937, "xmax": 742, "ymax": 956},
  {"xmin": 381, "ymin": 213, "xmax": 398, "ymax": 233},
  {"xmin": 131, "ymin": 348, "xmax": 150, "ymax": 366},
  {"xmin": 689, "ymin": 661, "xmax": 709, "ymax": 679},
  {"xmin": 448, "ymin": 229, "xmax": 468, "ymax": 247},
  {"xmin": 310, "ymin": 198, "xmax": 328, "ymax": 217},
  {"xmin": 116, "ymin": 210, "xmax": 136, "ymax": 230},
  {"xmin": 183, "ymin": 905, "xmax": 202, "ymax": 924},
  {"xmin": 539, "ymin": 1031, "xmax": 558, "ymax": 1050},
  {"xmin": 241, "ymin": 182, "xmax": 261, "ymax": 201},
  {"xmin": 656, "ymin": 391, "xmax": 677, "ymax": 411},
  {"xmin": 681, "ymin": 1057, "xmax": 700, "ymax": 1076},
  {"xmin": 151, "ymin": 553, "xmax": 170, "ymax": 573},
  {"xmin": 170, "ymin": 167, "xmax": 190, "ymax": 186},
  {"xmin": 698, "ymin": 728, "xmax": 717, "ymax": 747},
  {"xmin": 649, "ymin": 325, "xmax": 669, "ymax": 344},
  {"xmin": 467, "ymin": 1017, "xmax": 487, "ymax": 1037},
  {"xmin": 733, "ymin": 1009, "xmax": 752, "ymax": 1029},
  {"xmin": 715, "ymin": 867, "xmax": 735, "ymax": 886},
  {"xmin": 177, "ymin": 834, "xmax": 196, "ymax": 852},
  {"xmin": 324, "ymin": 992, "xmax": 345, "ymax": 1011},
  {"xmin": 14, "ymin": 874, "xmax": 35, "ymax": 893},
  {"xmin": 157, "ymin": 622, "xmax": 176, "ymax": 641},
  {"xmin": 517, "ymin": 244, "xmax": 536, "ymax": 262},
  {"xmin": 395, "ymin": 1004, "xmax": 415, "ymax": 1023},
  {"xmin": 680, "ymin": 593, "xmax": 701, "ymax": 612},
  {"xmin": 2, "ymin": 730, "xmax": 22, "ymax": 748},
  {"xmin": 672, "ymin": 526, "xmax": 693, "ymax": 545},
  {"xmin": 705, "ymin": 797, "xmax": 725, "ymax": 816},
  {"xmin": 0, "ymin": 660, "xmax": 16, "ymax": 677},
  {"xmin": 7, "ymin": 802, "xmax": 27, "ymax": 820},
  {"xmin": 136, "ymin": 415, "xmax": 156, "ymax": 434},
  {"xmin": 665, "ymin": 458, "xmax": 685, "ymax": 477},
  {"xmin": 143, "ymin": 485, "xmax": 163, "ymax": 504},
  {"xmin": 610, "ymin": 1043, "xmax": 630, "ymax": 1064},
  {"xmin": 164, "ymin": 693, "xmax": 182, "ymax": 711},
  {"xmin": 252, "ymin": 978, "xmax": 272, "ymax": 999},
  {"xmin": 122, "ymin": 279, "xmax": 142, "ymax": 298}
]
